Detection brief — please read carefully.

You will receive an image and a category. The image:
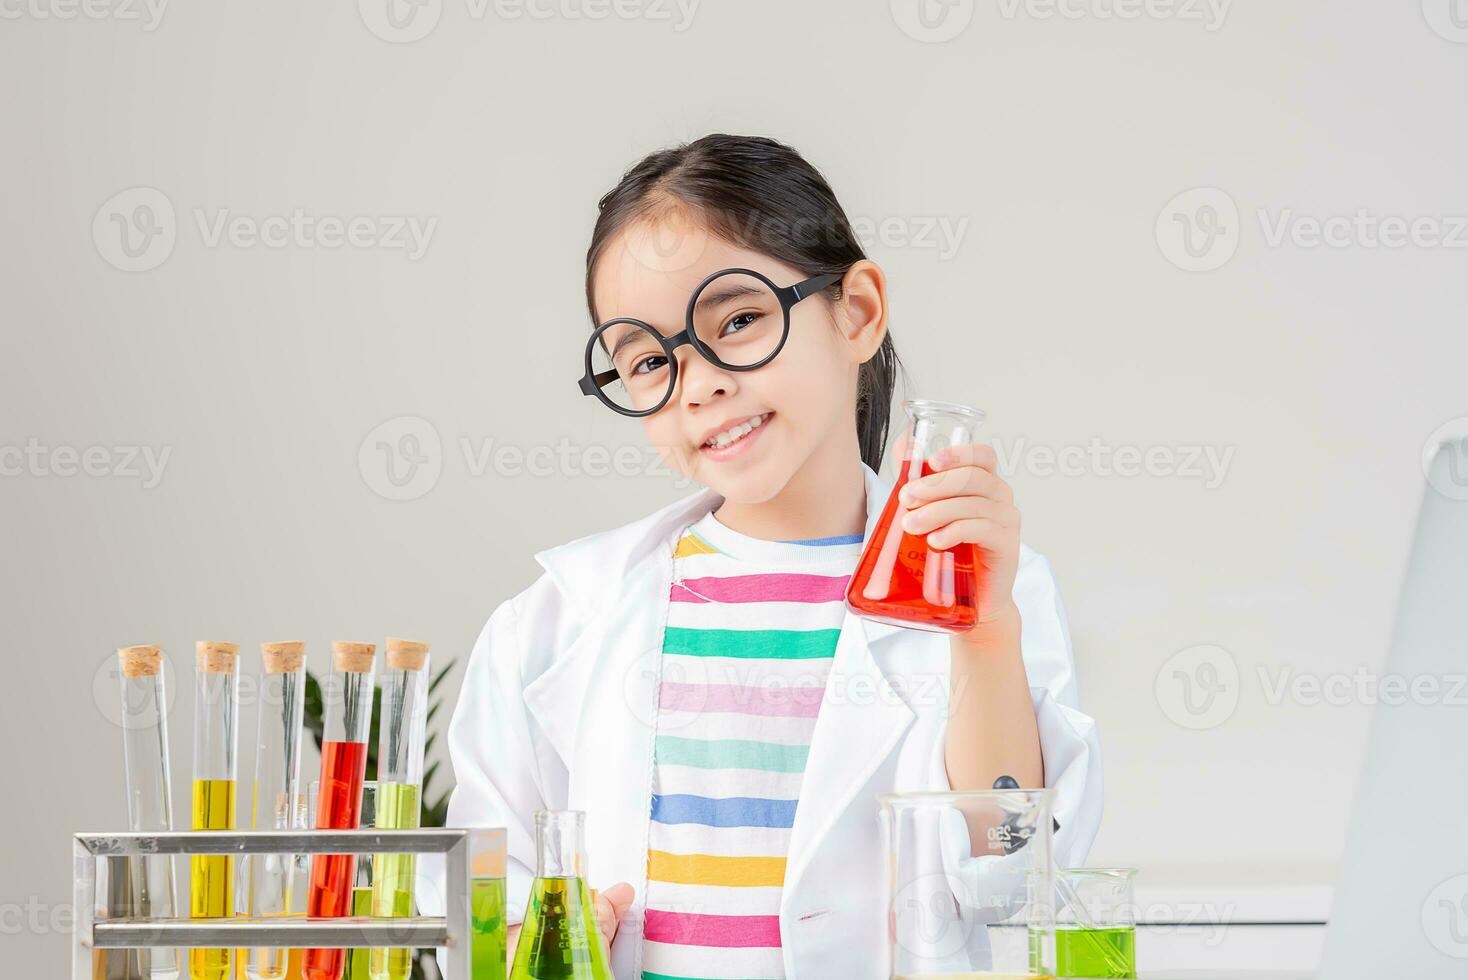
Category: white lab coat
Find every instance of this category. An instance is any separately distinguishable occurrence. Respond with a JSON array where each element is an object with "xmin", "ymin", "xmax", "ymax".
[{"xmin": 423, "ymin": 464, "xmax": 1102, "ymax": 979}]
